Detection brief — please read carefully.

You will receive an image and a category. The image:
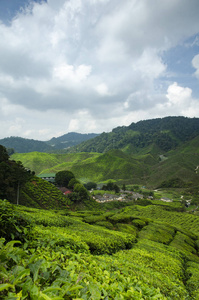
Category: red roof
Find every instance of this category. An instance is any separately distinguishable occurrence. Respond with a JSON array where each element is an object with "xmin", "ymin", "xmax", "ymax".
[{"xmin": 64, "ymin": 190, "xmax": 72, "ymax": 195}]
